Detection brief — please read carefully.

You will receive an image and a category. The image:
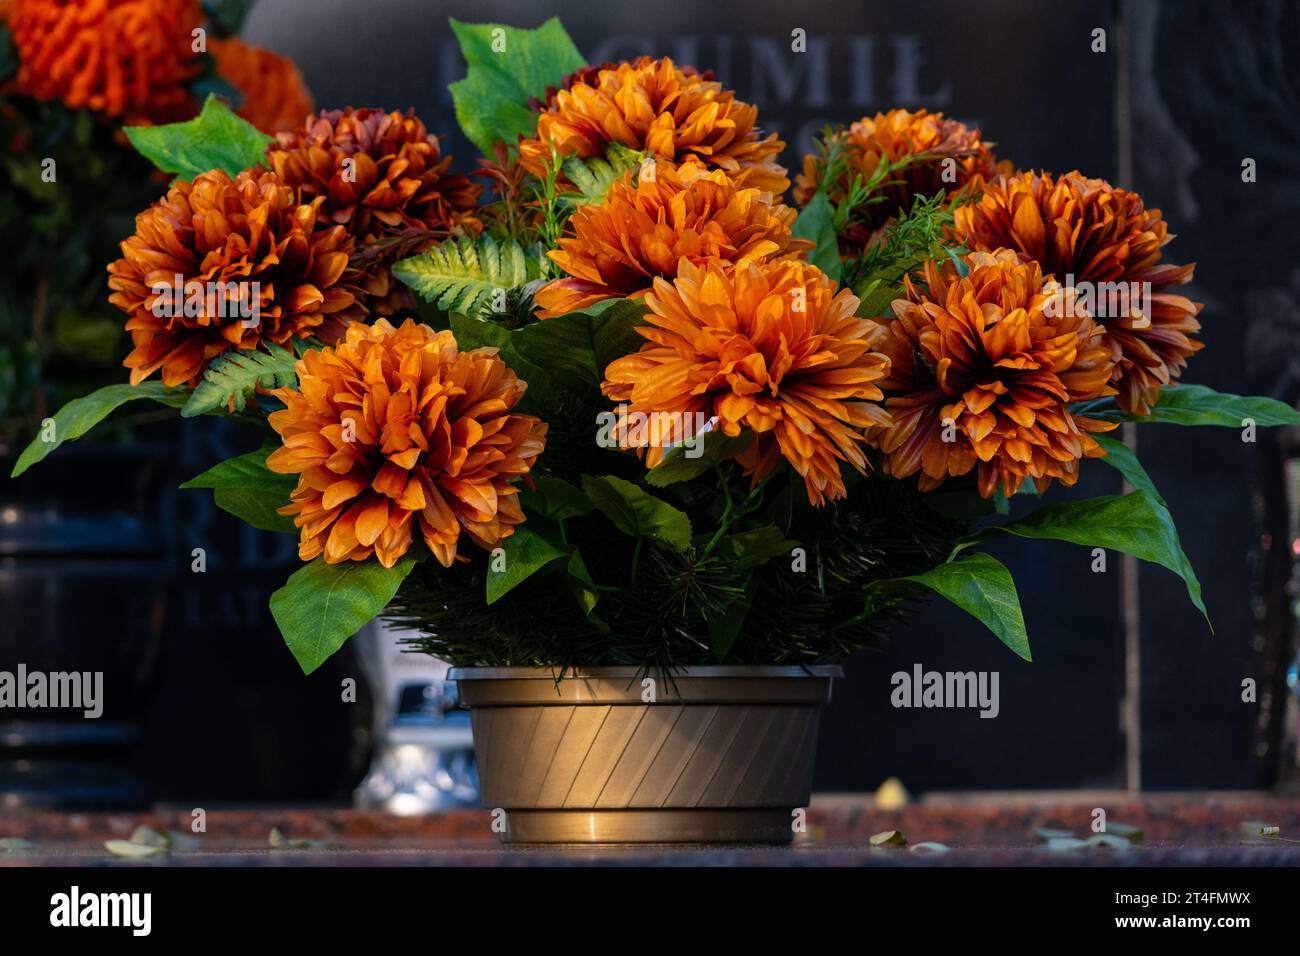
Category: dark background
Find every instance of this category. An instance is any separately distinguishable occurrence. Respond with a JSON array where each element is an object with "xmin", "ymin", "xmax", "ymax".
[{"xmin": 6, "ymin": 0, "xmax": 1297, "ymax": 803}]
